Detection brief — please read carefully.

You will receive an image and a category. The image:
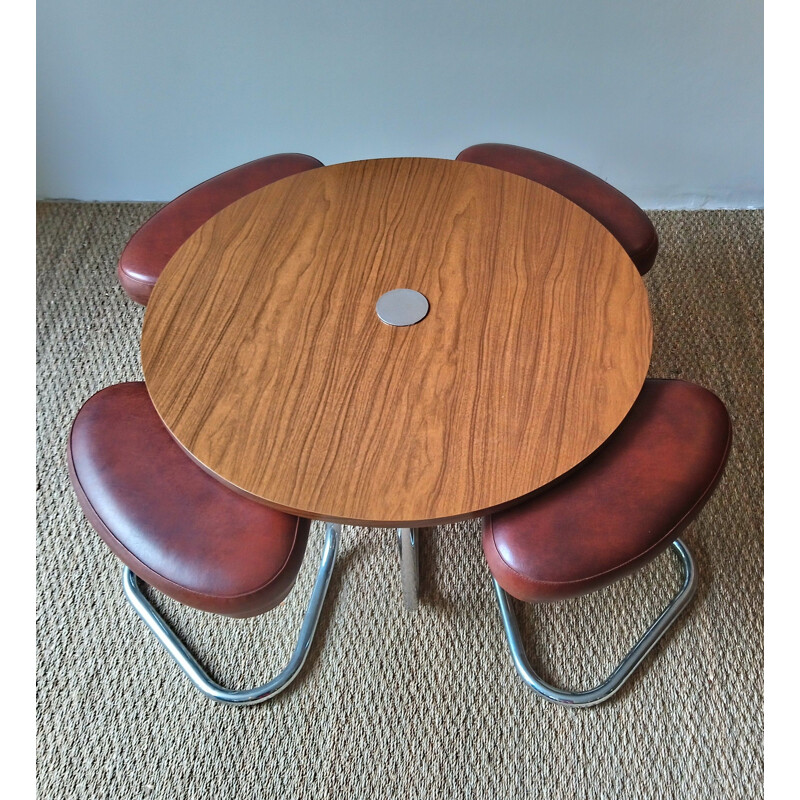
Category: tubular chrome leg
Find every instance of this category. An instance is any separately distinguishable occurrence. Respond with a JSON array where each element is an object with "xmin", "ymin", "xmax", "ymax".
[
  {"xmin": 397, "ymin": 527, "xmax": 420, "ymax": 611},
  {"xmin": 121, "ymin": 522, "xmax": 341, "ymax": 706},
  {"xmin": 492, "ymin": 538, "xmax": 697, "ymax": 708}
]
